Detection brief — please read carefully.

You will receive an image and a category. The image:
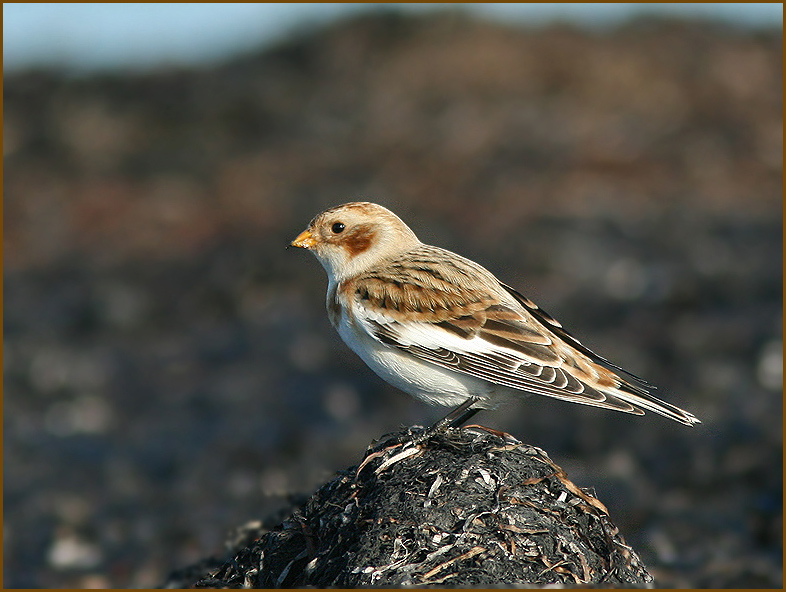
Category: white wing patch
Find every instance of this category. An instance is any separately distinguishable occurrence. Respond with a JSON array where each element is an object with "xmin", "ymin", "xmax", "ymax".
[
  {"xmin": 342, "ymin": 278, "xmax": 700, "ymax": 426},
  {"xmin": 357, "ymin": 311, "xmax": 609, "ymax": 404}
]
